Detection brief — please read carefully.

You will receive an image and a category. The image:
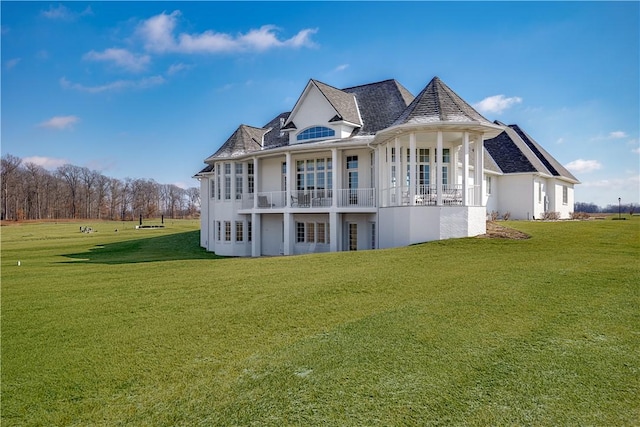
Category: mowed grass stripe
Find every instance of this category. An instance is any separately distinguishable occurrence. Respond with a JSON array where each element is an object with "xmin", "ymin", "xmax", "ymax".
[{"xmin": 1, "ymin": 219, "xmax": 638, "ymax": 425}]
